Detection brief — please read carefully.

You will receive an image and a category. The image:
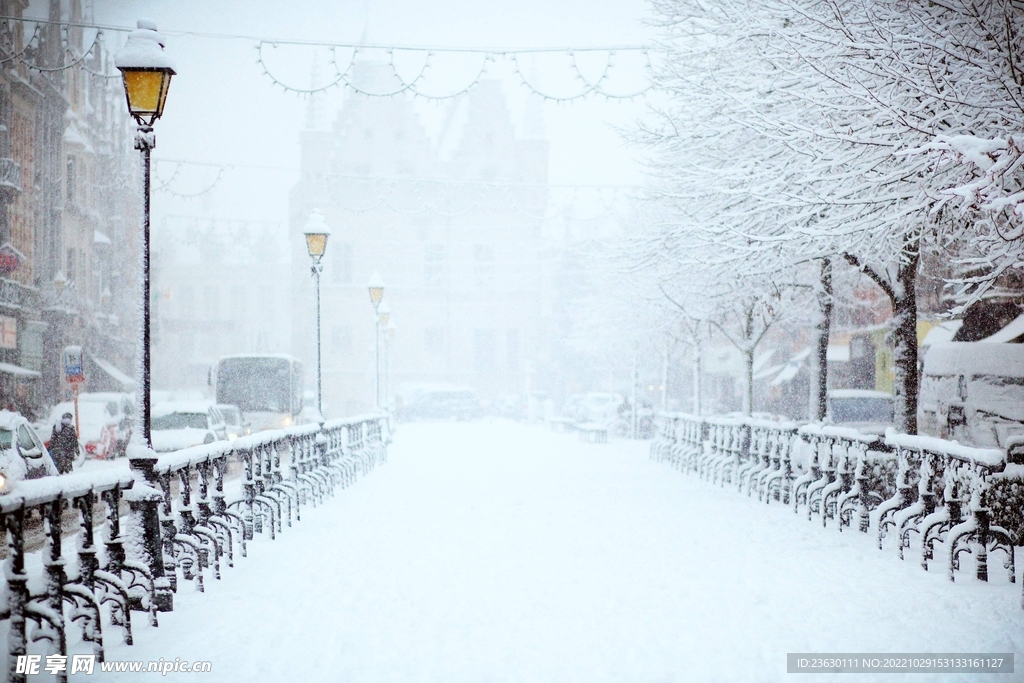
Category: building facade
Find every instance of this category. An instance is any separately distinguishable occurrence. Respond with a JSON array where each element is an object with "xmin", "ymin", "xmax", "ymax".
[
  {"xmin": 0, "ymin": 0, "xmax": 140, "ymax": 418},
  {"xmin": 290, "ymin": 68, "xmax": 550, "ymax": 416}
]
